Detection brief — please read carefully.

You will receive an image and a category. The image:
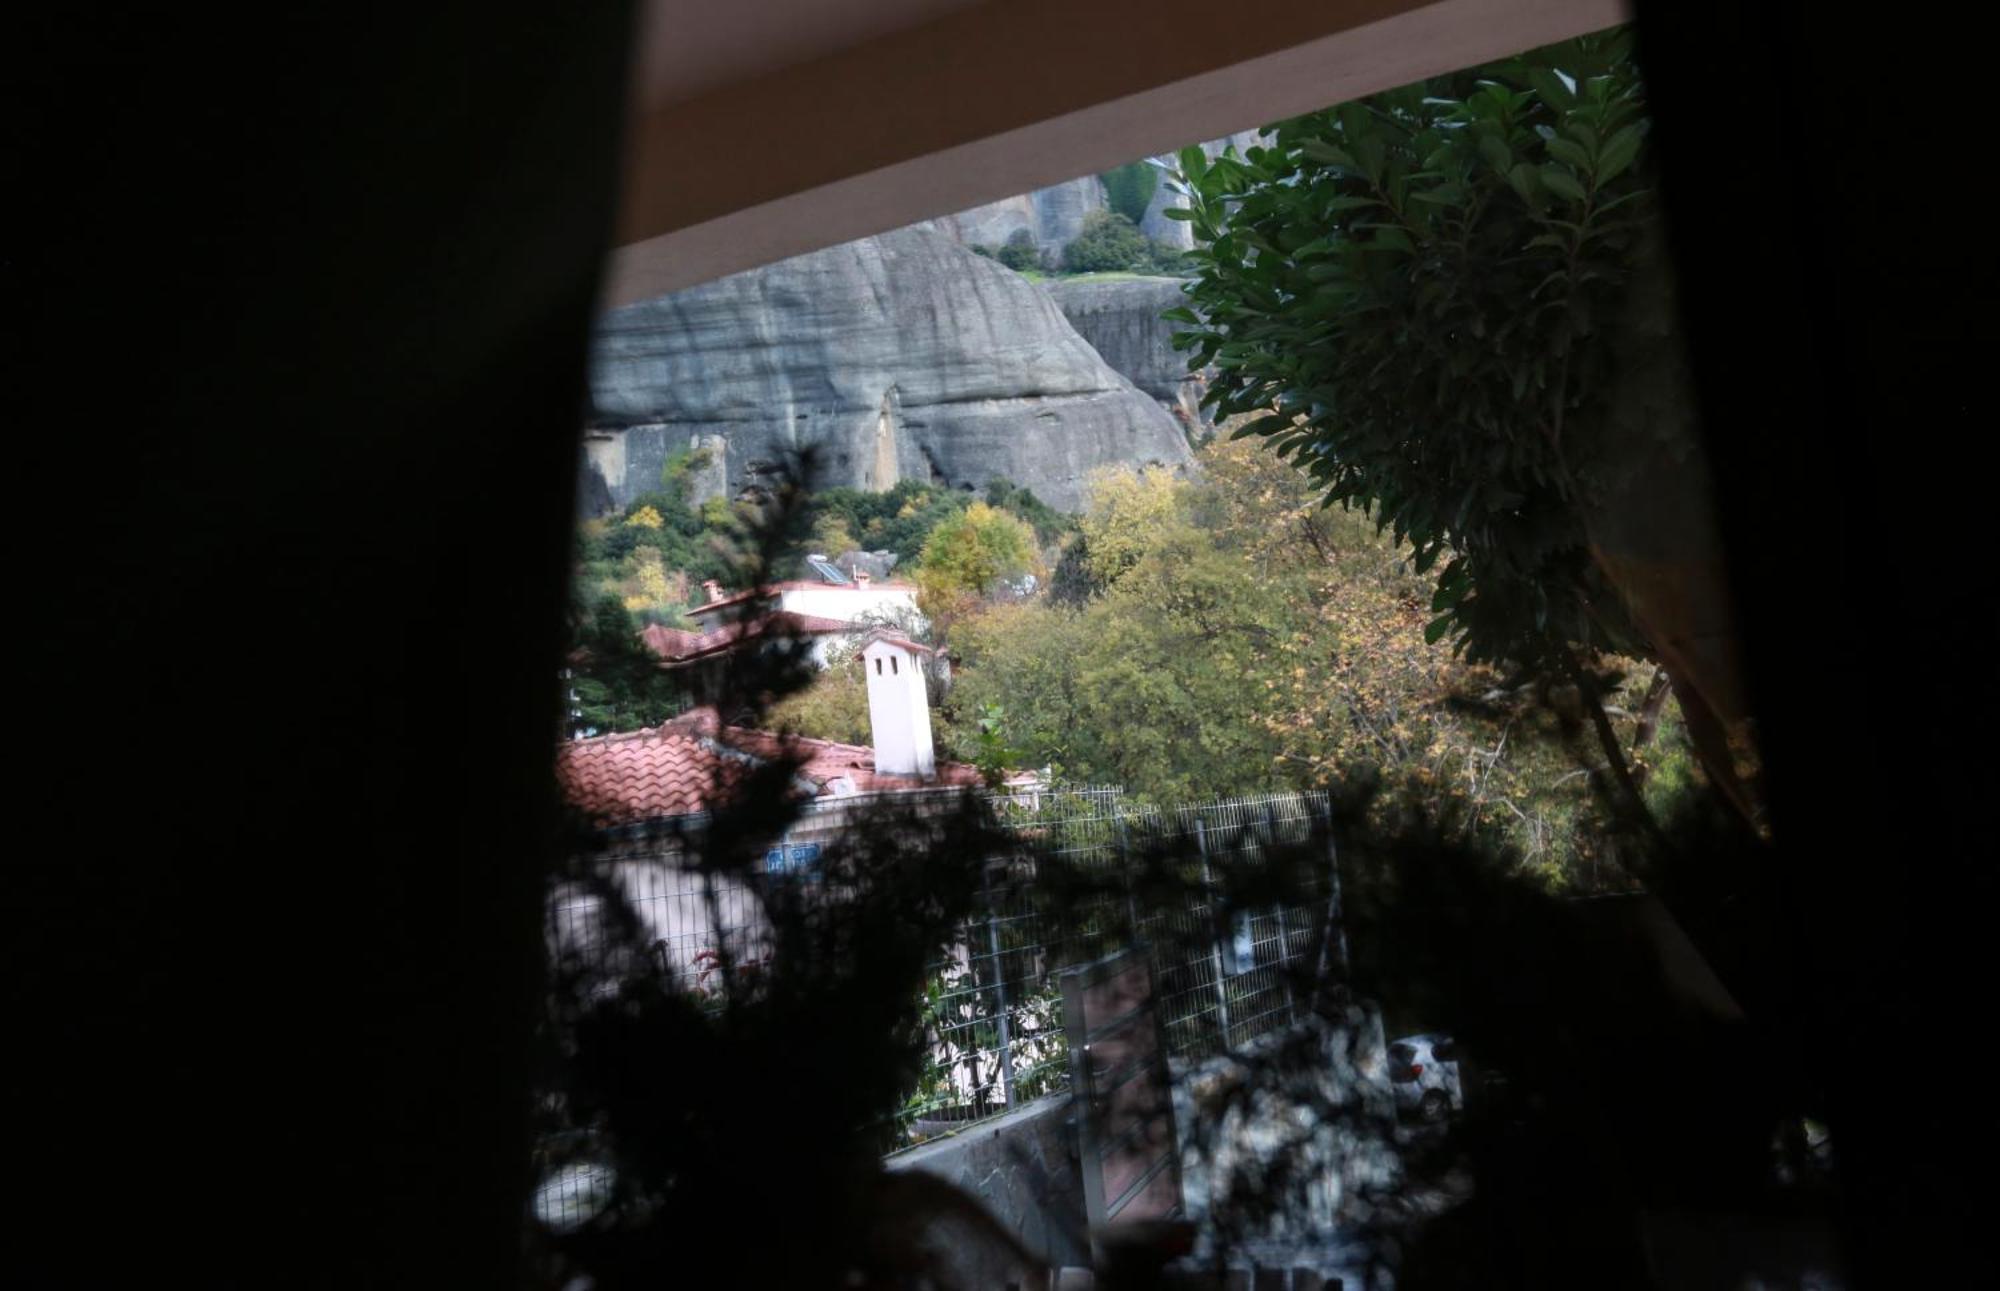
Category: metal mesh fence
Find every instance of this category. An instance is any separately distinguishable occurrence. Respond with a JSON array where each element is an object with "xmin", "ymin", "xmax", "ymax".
[
  {"xmin": 538, "ymin": 786, "xmax": 1340, "ymax": 1208},
  {"xmin": 892, "ymin": 787, "xmax": 1342, "ymax": 1148}
]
